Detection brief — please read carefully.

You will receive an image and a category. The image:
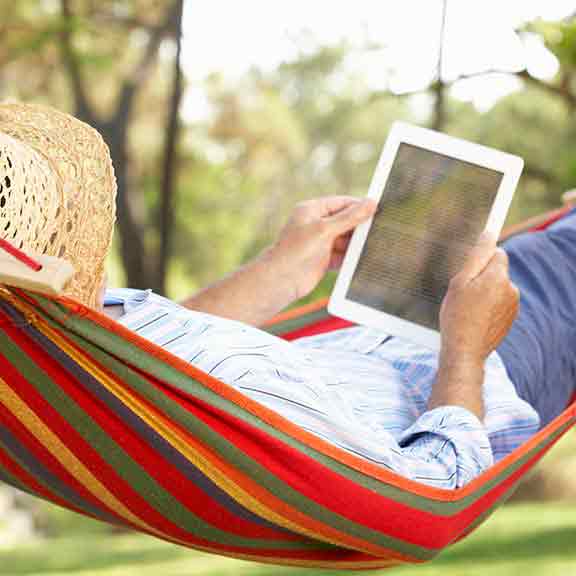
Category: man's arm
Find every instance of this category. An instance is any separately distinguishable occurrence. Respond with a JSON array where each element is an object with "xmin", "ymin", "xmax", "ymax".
[
  {"xmin": 179, "ymin": 247, "xmax": 302, "ymax": 327},
  {"xmin": 428, "ymin": 235, "xmax": 520, "ymax": 420},
  {"xmin": 429, "ymin": 358, "xmax": 485, "ymax": 419},
  {"xmin": 180, "ymin": 197, "xmax": 377, "ymax": 325},
  {"xmin": 183, "ymin": 193, "xmax": 518, "ymax": 420},
  {"xmin": 394, "ymin": 236, "xmax": 520, "ymax": 487},
  {"xmin": 181, "ymin": 206, "xmax": 519, "ymax": 489}
]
